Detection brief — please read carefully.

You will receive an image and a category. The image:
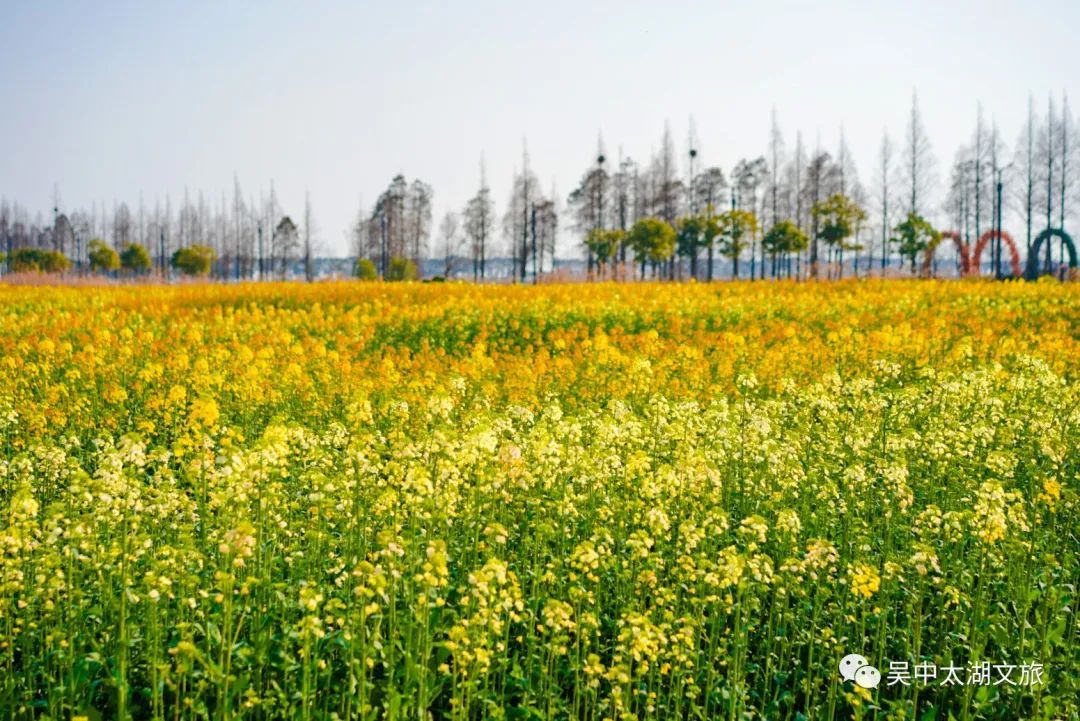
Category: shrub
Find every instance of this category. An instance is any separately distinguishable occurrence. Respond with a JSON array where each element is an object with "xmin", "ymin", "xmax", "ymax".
[
  {"xmin": 171, "ymin": 245, "xmax": 217, "ymax": 277},
  {"xmin": 9, "ymin": 247, "xmax": 71, "ymax": 273},
  {"xmin": 88, "ymin": 239, "xmax": 121, "ymax": 274},
  {"xmin": 354, "ymin": 258, "xmax": 378, "ymax": 280},
  {"xmin": 387, "ymin": 257, "xmax": 418, "ymax": 282},
  {"xmin": 120, "ymin": 243, "xmax": 153, "ymax": 275}
]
